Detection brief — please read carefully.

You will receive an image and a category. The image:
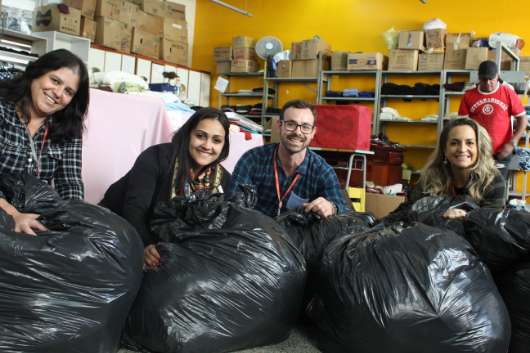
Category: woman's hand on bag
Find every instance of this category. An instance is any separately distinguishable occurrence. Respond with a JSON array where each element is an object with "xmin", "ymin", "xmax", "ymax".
[
  {"xmin": 144, "ymin": 244, "xmax": 161, "ymax": 269},
  {"xmin": 13, "ymin": 212, "xmax": 48, "ymax": 236},
  {"xmin": 442, "ymin": 208, "xmax": 468, "ymax": 220}
]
